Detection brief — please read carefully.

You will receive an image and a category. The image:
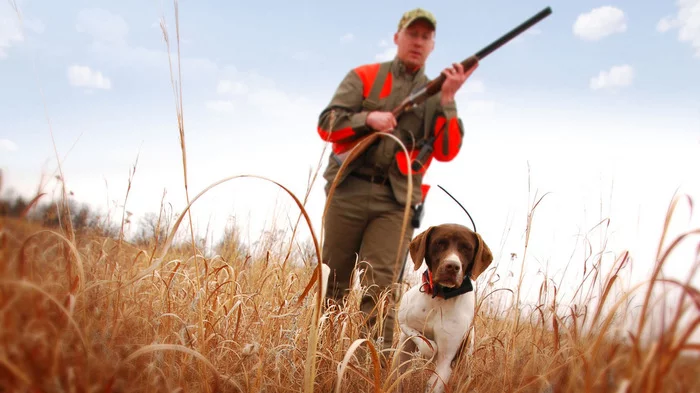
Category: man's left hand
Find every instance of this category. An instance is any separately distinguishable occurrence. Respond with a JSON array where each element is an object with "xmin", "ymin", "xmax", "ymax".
[{"xmin": 440, "ymin": 61, "xmax": 479, "ymax": 106}]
